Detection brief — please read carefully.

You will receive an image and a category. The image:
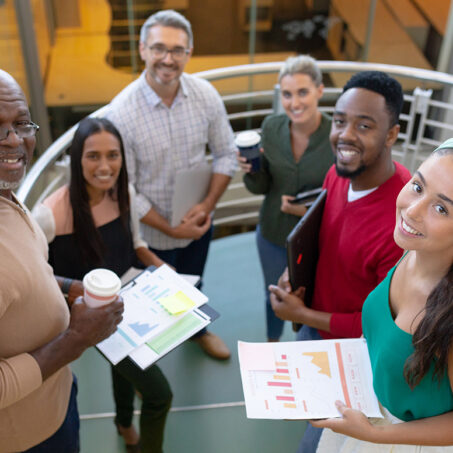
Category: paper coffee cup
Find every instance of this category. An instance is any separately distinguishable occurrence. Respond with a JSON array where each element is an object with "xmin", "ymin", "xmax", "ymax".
[
  {"xmin": 83, "ymin": 268, "xmax": 121, "ymax": 308},
  {"xmin": 235, "ymin": 131, "xmax": 261, "ymax": 172}
]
